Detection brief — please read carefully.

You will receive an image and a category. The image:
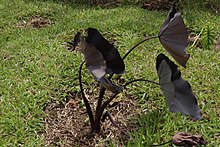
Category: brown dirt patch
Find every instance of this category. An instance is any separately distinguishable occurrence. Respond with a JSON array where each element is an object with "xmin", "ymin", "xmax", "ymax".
[
  {"xmin": 90, "ymin": 0, "xmax": 122, "ymax": 5},
  {"xmin": 214, "ymin": 40, "xmax": 220, "ymax": 51},
  {"xmin": 44, "ymin": 92, "xmax": 139, "ymax": 146},
  {"xmin": 205, "ymin": 2, "xmax": 220, "ymax": 14},
  {"xmin": 188, "ymin": 31, "xmax": 220, "ymax": 51},
  {"xmin": 188, "ymin": 33, "xmax": 202, "ymax": 48},
  {"xmin": 142, "ymin": 0, "xmax": 175, "ymax": 11},
  {"xmin": 17, "ymin": 16, "xmax": 52, "ymax": 28}
]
